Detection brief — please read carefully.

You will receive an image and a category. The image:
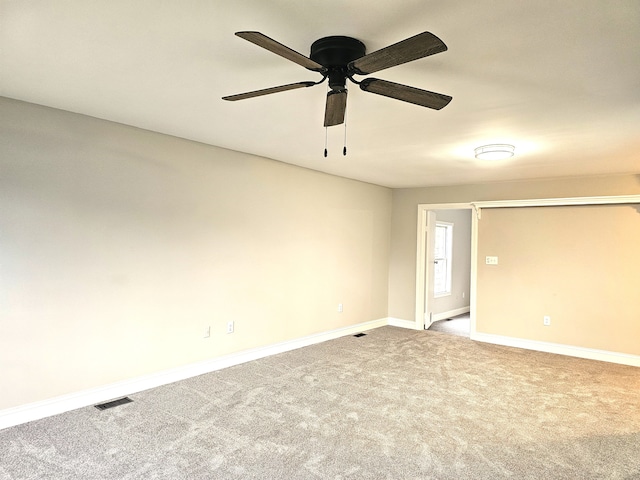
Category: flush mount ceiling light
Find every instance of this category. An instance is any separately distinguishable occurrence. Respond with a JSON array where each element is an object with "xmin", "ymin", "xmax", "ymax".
[{"xmin": 474, "ymin": 144, "xmax": 515, "ymax": 161}]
